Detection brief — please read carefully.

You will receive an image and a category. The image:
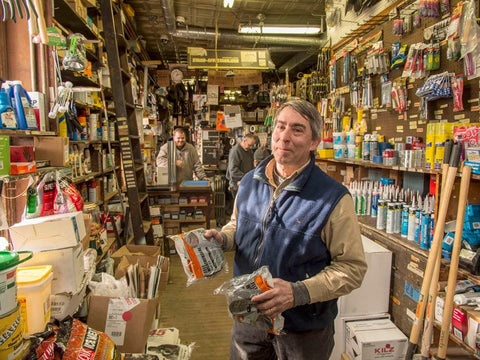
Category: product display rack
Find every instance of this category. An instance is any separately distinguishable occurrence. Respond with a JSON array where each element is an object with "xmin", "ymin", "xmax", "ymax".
[{"xmin": 100, "ymin": 0, "xmax": 152, "ymax": 245}]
